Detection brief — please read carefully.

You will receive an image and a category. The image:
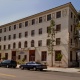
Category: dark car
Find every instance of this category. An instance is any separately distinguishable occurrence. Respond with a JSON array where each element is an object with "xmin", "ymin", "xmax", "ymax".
[
  {"xmin": 0, "ymin": 60, "xmax": 17, "ymax": 68},
  {"xmin": 19, "ymin": 61, "xmax": 47, "ymax": 71}
]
